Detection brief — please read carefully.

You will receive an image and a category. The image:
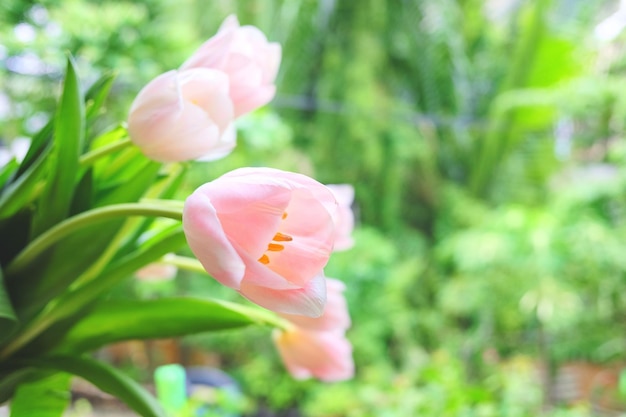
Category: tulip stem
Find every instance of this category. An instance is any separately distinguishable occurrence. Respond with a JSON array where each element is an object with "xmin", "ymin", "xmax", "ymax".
[
  {"xmin": 162, "ymin": 253, "xmax": 206, "ymax": 274},
  {"xmin": 79, "ymin": 138, "xmax": 133, "ymax": 167},
  {"xmin": 161, "ymin": 254, "xmax": 294, "ymax": 331},
  {"xmin": 6, "ymin": 202, "xmax": 184, "ymax": 278}
]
